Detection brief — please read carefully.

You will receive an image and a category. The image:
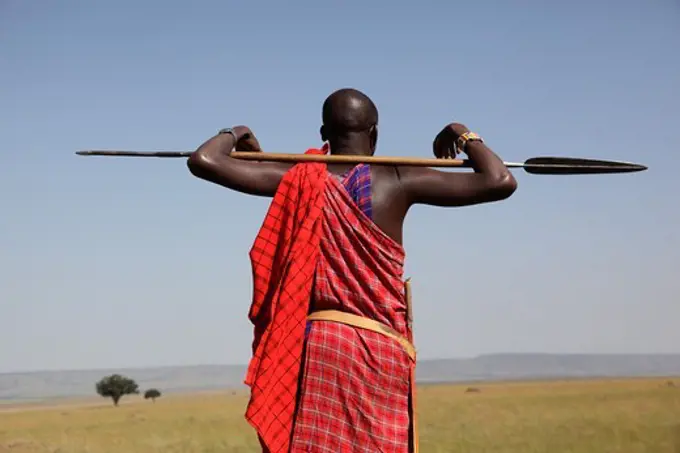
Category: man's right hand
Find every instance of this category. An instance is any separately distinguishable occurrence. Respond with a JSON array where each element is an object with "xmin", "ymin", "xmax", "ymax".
[
  {"xmin": 432, "ymin": 123, "xmax": 470, "ymax": 159},
  {"xmin": 232, "ymin": 125, "xmax": 263, "ymax": 152}
]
